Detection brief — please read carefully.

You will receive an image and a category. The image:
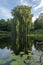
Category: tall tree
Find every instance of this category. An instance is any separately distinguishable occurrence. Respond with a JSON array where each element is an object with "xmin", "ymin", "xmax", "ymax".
[{"xmin": 11, "ymin": 5, "xmax": 33, "ymax": 54}]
